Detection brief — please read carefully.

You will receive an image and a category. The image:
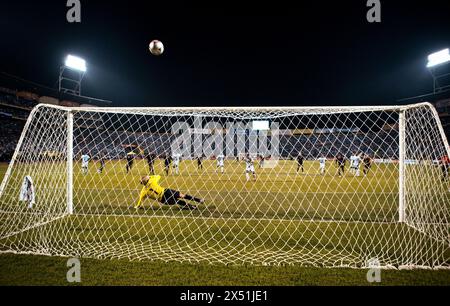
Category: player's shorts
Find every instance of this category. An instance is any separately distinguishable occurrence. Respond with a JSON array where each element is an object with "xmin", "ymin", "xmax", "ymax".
[
  {"xmin": 161, "ymin": 188, "xmax": 180, "ymax": 205},
  {"xmin": 319, "ymin": 164, "xmax": 325, "ymax": 169},
  {"xmin": 246, "ymin": 165, "xmax": 255, "ymax": 173},
  {"xmin": 82, "ymin": 163, "xmax": 88, "ymax": 168}
]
